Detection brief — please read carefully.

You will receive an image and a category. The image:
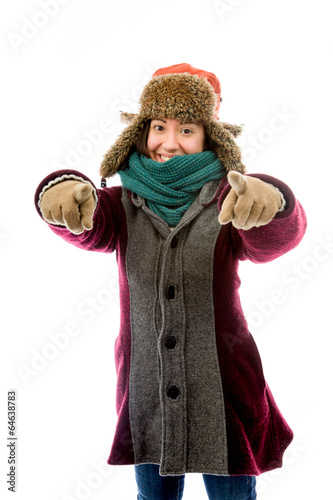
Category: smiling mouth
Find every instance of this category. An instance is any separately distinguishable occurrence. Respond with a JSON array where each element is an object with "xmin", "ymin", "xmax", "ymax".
[{"xmin": 158, "ymin": 154, "xmax": 179, "ymax": 162}]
